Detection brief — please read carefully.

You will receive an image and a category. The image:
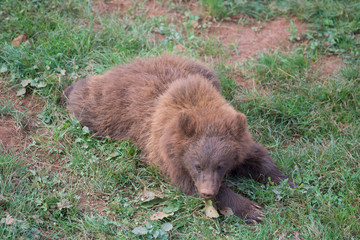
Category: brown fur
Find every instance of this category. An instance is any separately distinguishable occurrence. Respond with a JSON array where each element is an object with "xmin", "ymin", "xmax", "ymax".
[{"xmin": 63, "ymin": 55, "xmax": 293, "ymax": 222}]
